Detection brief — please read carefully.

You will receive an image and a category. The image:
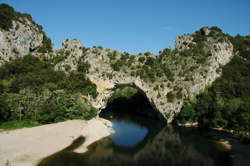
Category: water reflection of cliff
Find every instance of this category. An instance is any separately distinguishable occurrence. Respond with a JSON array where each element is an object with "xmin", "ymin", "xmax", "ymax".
[{"xmin": 37, "ymin": 126, "xmax": 230, "ymax": 166}]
